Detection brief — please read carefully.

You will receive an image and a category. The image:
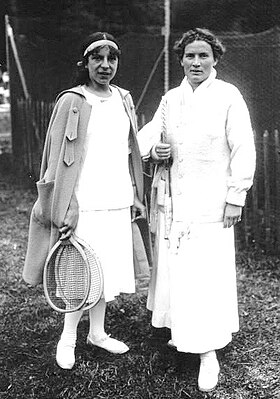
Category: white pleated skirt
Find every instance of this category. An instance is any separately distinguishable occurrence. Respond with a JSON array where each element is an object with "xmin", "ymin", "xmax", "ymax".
[
  {"xmin": 75, "ymin": 208, "xmax": 135, "ymax": 302},
  {"xmin": 147, "ymin": 208, "xmax": 239, "ymax": 354}
]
